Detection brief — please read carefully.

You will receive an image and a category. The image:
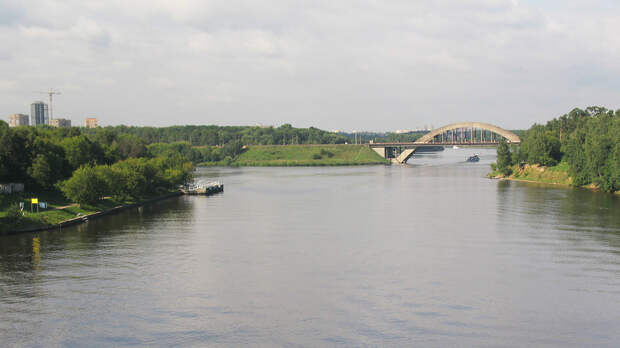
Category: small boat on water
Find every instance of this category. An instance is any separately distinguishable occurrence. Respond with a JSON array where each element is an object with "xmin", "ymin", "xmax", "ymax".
[
  {"xmin": 181, "ymin": 181, "xmax": 224, "ymax": 195},
  {"xmin": 466, "ymin": 154, "xmax": 480, "ymax": 162}
]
